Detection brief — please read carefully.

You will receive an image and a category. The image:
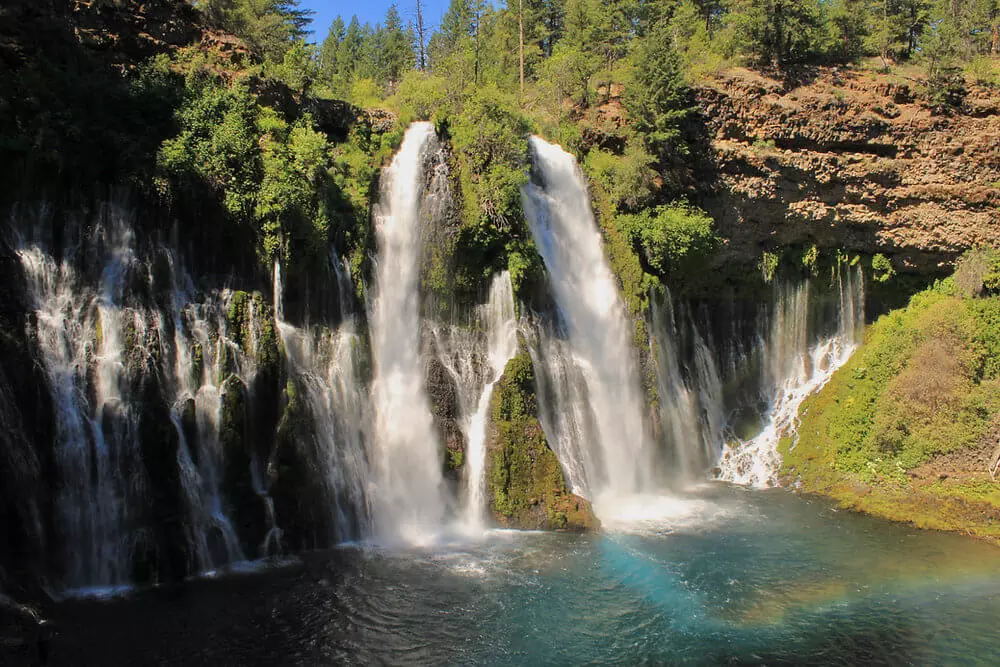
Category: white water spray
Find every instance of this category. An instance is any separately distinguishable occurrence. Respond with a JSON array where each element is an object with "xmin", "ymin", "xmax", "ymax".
[
  {"xmin": 273, "ymin": 258, "xmax": 372, "ymax": 542},
  {"xmin": 463, "ymin": 272, "xmax": 517, "ymax": 530}
]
